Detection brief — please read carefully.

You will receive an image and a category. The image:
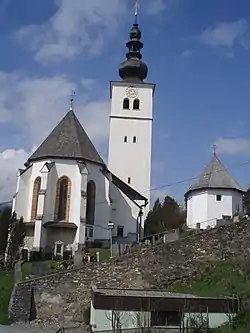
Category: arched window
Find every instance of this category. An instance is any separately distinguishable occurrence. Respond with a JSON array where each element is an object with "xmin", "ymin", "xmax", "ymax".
[
  {"xmin": 55, "ymin": 176, "xmax": 71, "ymax": 222},
  {"xmin": 31, "ymin": 177, "xmax": 41, "ymax": 220},
  {"xmin": 133, "ymin": 99, "xmax": 140, "ymax": 110},
  {"xmin": 86, "ymin": 180, "xmax": 96, "ymax": 225},
  {"xmin": 123, "ymin": 98, "xmax": 130, "ymax": 109}
]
